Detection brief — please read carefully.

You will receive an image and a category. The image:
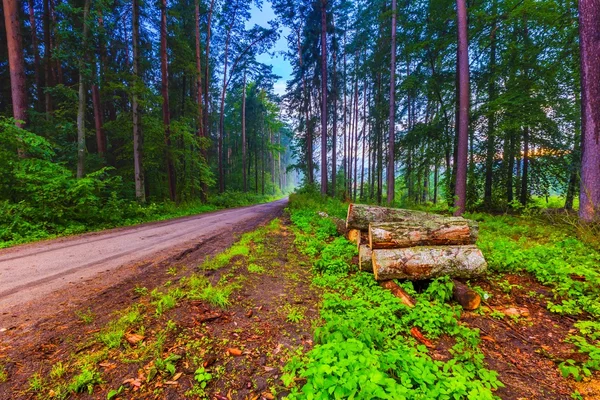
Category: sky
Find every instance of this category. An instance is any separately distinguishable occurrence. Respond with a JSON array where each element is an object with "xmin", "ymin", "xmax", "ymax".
[{"xmin": 247, "ymin": 1, "xmax": 292, "ymax": 96}]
